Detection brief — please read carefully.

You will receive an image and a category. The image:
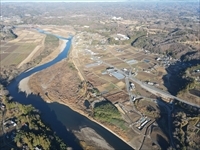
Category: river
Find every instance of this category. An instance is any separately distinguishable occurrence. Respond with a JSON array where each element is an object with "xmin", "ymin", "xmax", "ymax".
[{"xmin": 6, "ymin": 30, "xmax": 133, "ymax": 150}]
